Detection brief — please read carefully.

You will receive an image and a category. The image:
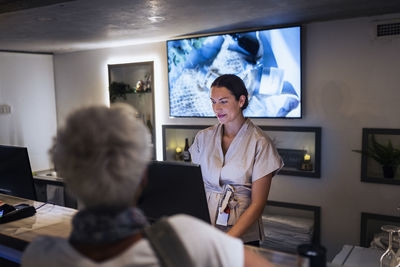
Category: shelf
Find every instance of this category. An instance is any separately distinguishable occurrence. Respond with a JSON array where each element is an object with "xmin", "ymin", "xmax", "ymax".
[
  {"xmin": 162, "ymin": 124, "xmax": 322, "ymax": 178},
  {"xmin": 262, "ymin": 200, "xmax": 321, "ymax": 253},
  {"xmin": 259, "ymin": 126, "xmax": 321, "ymax": 178},
  {"xmin": 359, "ymin": 128, "xmax": 400, "ymax": 186},
  {"xmin": 108, "ymin": 61, "xmax": 155, "ymax": 159}
]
